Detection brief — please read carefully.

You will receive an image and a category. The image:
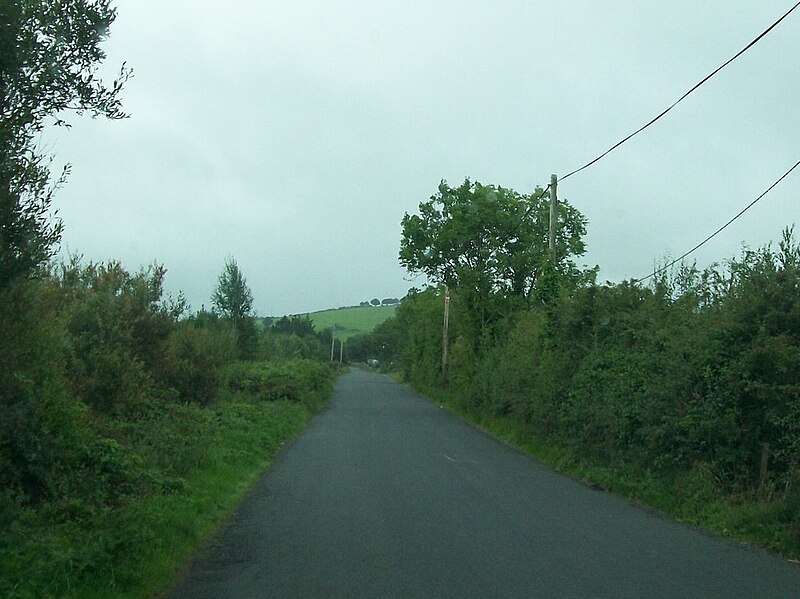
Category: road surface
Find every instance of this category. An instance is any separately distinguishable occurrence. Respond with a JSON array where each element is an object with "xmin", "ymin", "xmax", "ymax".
[{"xmin": 167, "ymin": 368, "xmax": 800, "ymax": 598}]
